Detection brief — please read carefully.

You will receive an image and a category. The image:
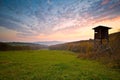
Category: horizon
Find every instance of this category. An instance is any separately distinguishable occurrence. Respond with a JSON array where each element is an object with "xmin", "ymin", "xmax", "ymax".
[
  {"xmin": 0, "ymin": 39, "xmax": 93, "ymax": 42},
  {"xmin": 0, "ymin": 0, "xmax": 120, "ymax": 42}
]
